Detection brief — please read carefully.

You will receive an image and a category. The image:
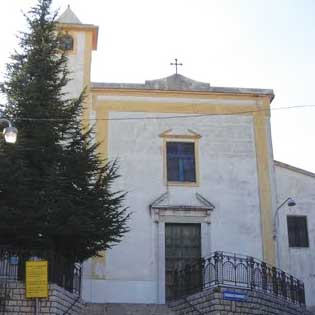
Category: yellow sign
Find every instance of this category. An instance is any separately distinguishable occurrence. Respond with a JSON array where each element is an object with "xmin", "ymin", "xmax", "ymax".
[{"xmin": 26, "ymin": 260, "xmax": 48, "ymax": 298}]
